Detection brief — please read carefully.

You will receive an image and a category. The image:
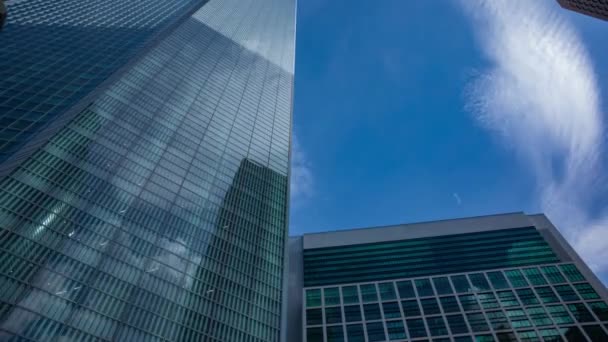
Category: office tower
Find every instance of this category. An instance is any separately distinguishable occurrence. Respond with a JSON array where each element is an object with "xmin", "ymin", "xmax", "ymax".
[
  {"xmin": 0, "ymin": 0, "xmax": 295, "ymax": 341},
  {"xmin": 557, "ymin": 0, "xmax": 608, "ymax": 21},
  {"xmin": 288, "ymin": 213, "xmax": 608, "ymax": 342}
]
